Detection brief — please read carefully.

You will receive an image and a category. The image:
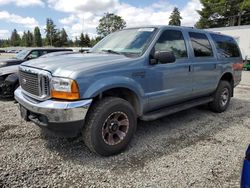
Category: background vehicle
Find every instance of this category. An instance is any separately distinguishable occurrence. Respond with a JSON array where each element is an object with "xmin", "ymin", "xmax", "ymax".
[
  {"xmin": 14, "ymin": 26, "xmax": 243, "ymax": 156},
  {"xmin": 241, "ymin": 145, "xmax": 250, "ymax": 187},
  {"xmin": 0, "ymin": 48, "xmax": 73, "ymax": 98}
]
